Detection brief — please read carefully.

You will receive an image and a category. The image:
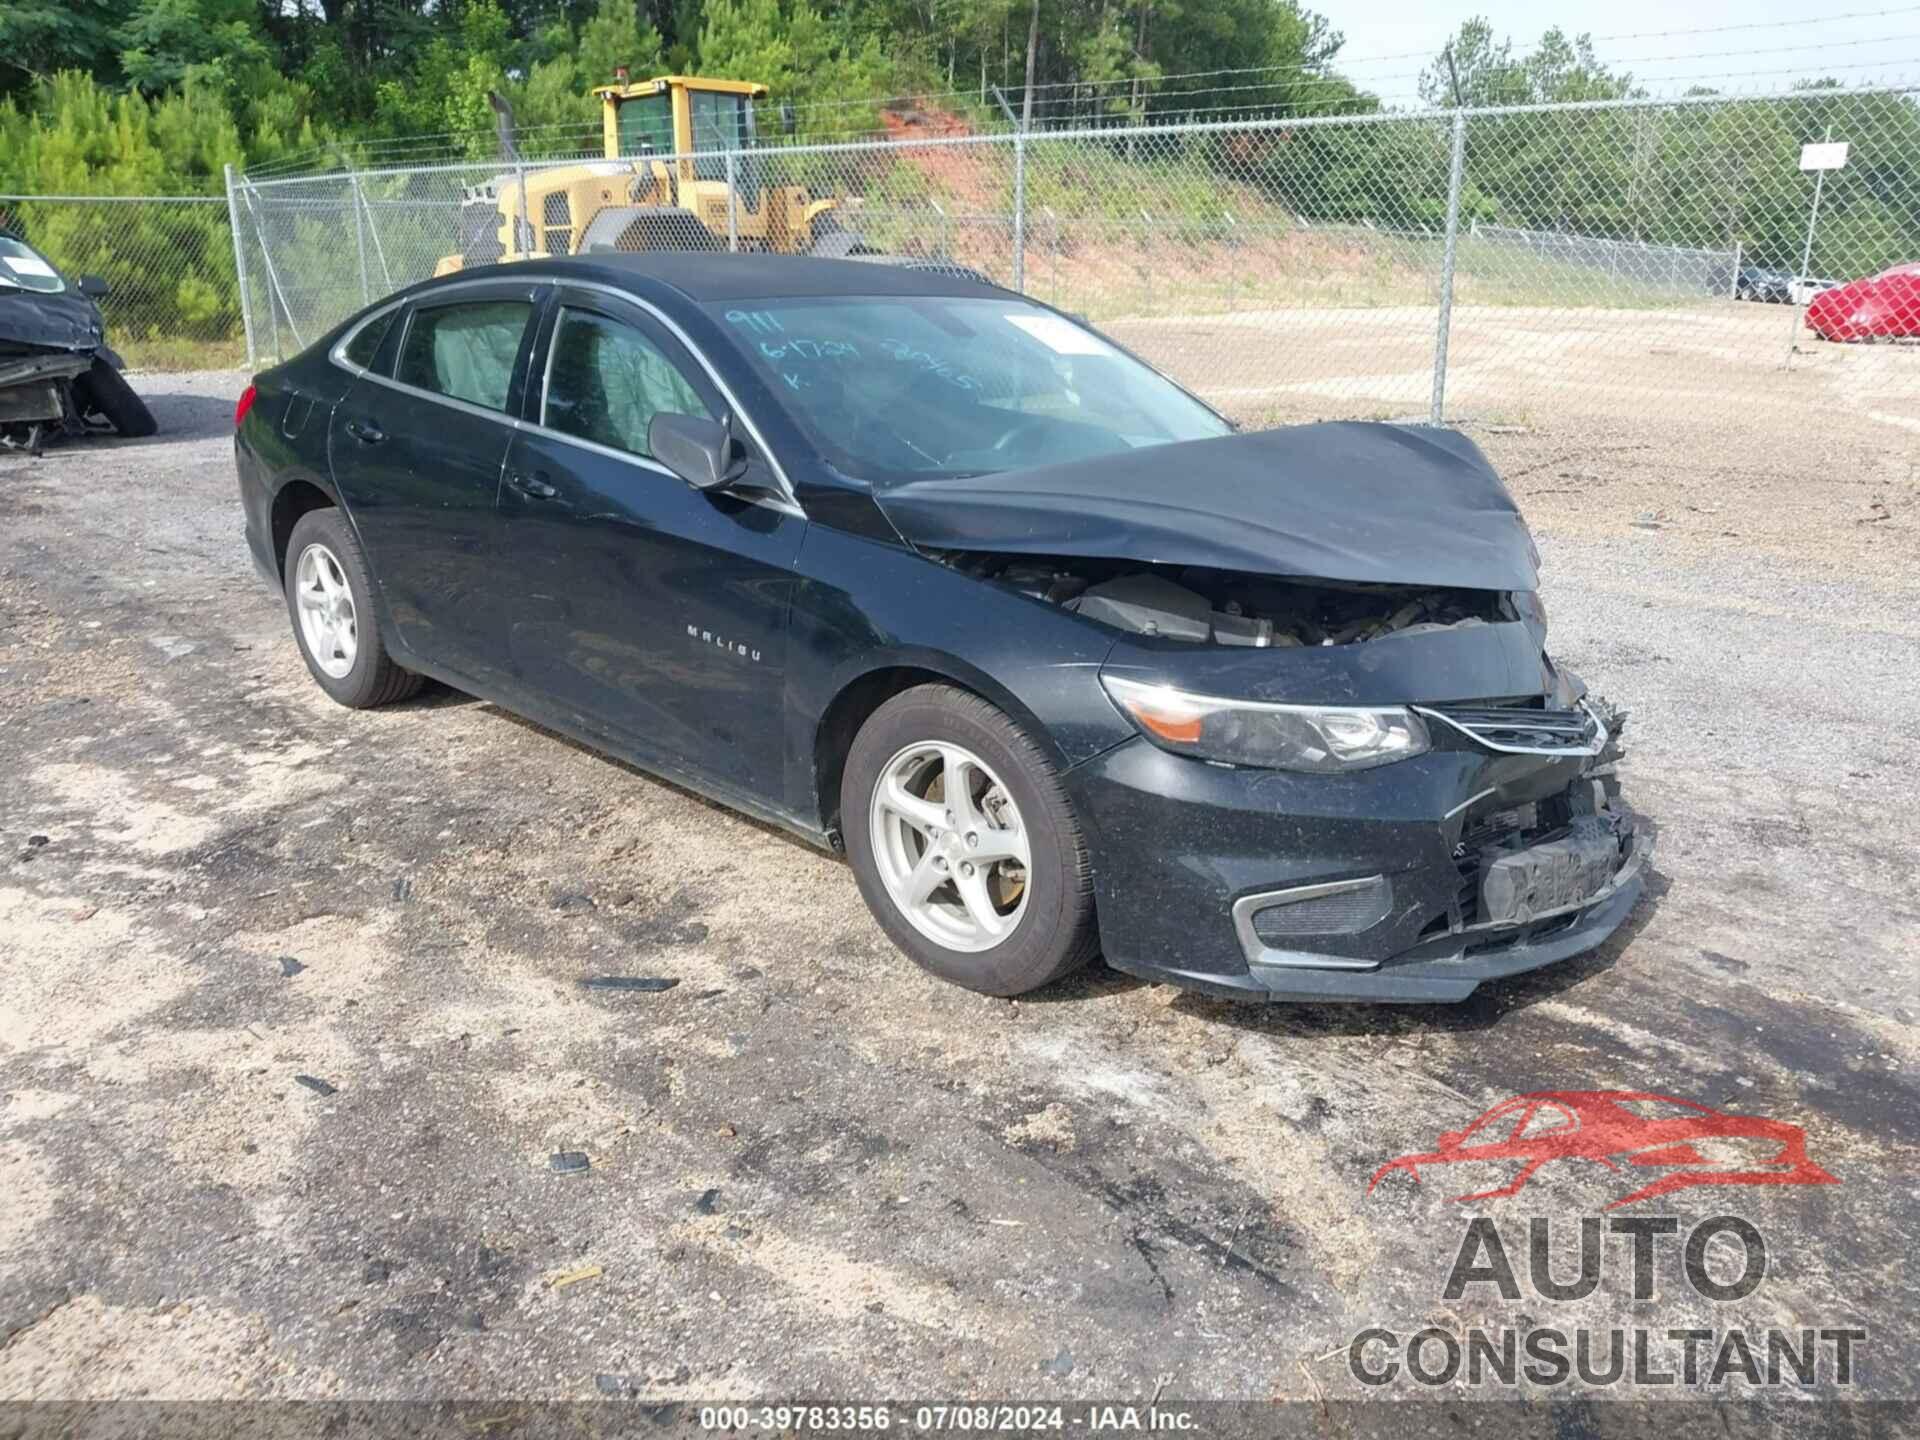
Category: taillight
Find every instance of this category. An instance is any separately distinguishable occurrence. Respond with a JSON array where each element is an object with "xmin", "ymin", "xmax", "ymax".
[{"xmin": 235, "ymin": 383, "xmax": 258, "ymax": 429}]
